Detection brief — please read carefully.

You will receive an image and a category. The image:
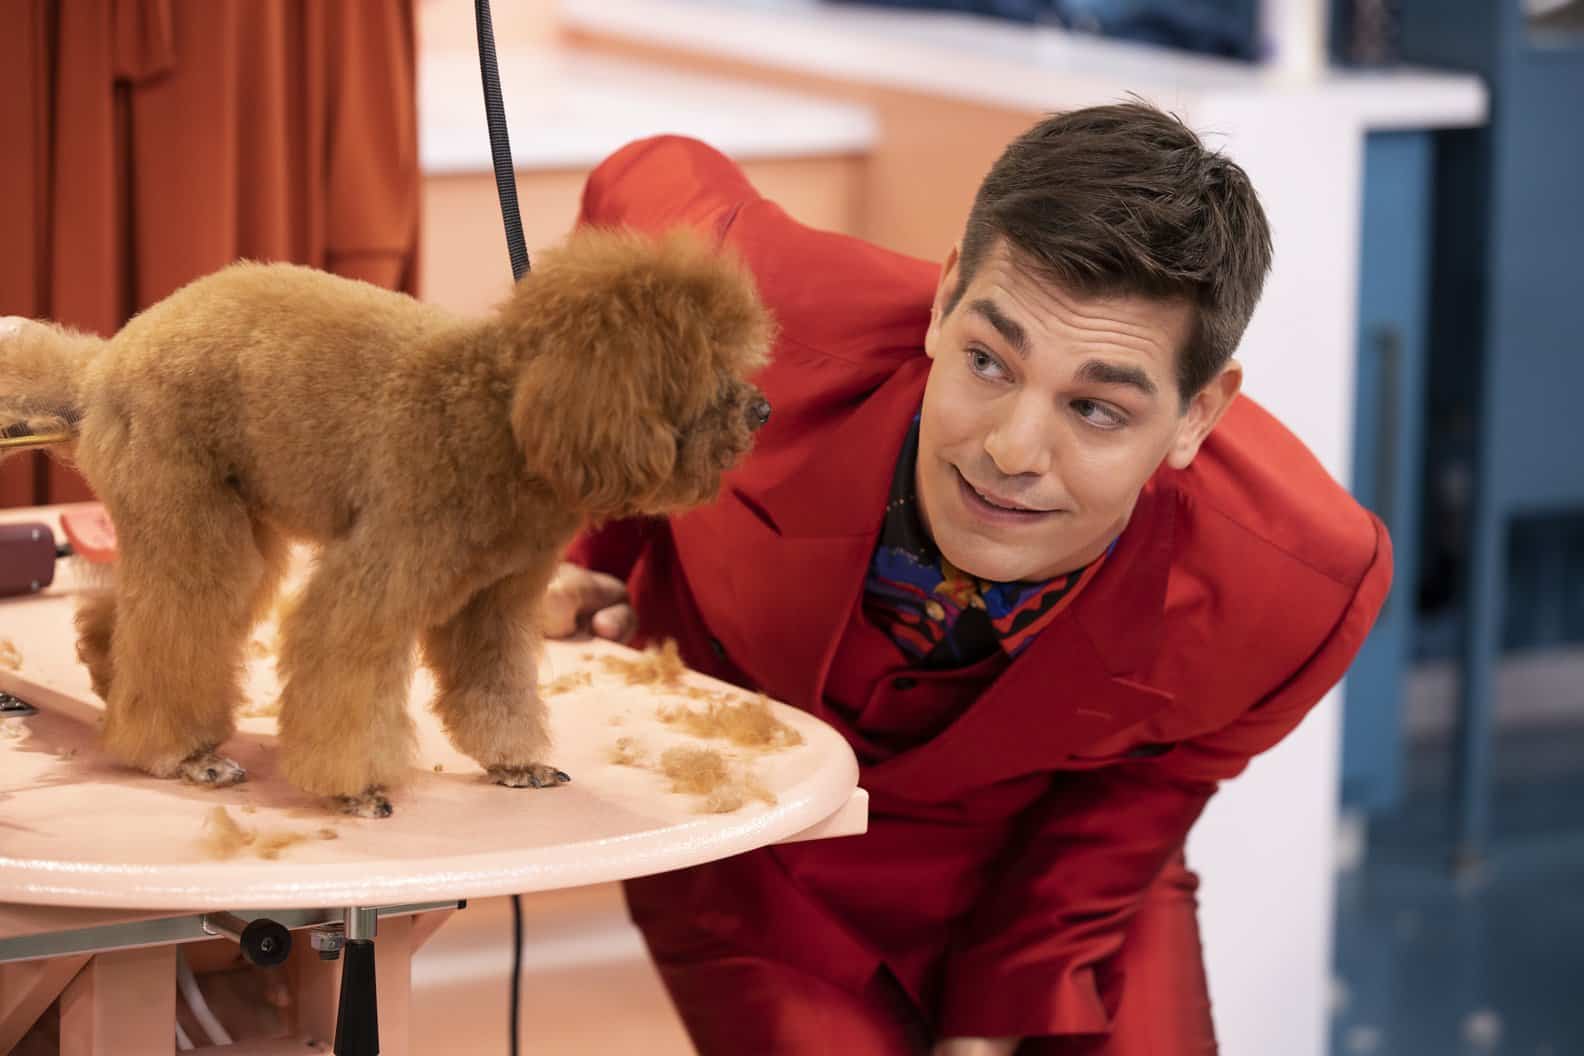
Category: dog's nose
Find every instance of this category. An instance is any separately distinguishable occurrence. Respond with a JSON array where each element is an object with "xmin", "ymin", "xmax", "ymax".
[{"xmin": 747, "ymin": 397, "xmax": 772, "ymax": 431}]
